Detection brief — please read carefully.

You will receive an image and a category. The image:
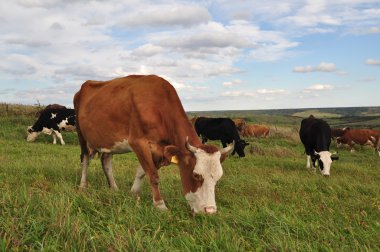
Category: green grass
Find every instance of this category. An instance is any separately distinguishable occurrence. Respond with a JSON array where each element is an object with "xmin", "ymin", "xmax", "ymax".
[{"xmin": 1, "ymin": 113, "xmax": 380, "ymax": 251}]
